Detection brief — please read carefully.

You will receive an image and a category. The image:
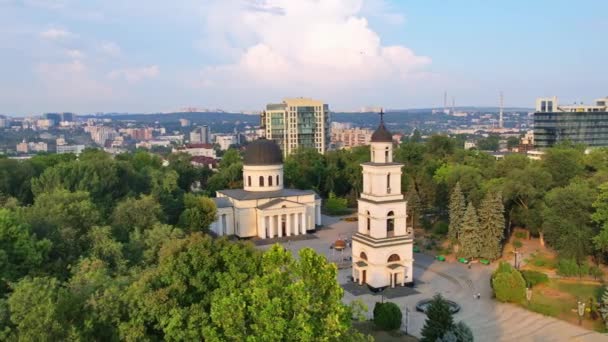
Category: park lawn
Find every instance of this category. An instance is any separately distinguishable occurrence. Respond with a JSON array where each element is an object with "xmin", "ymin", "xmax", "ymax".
[{"xmin": 526, "ymin": 279, "xmax": 604, "ymax": 332}]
